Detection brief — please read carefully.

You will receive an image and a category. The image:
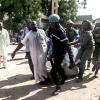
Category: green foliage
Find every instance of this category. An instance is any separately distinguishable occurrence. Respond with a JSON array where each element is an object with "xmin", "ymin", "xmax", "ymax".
[
  {"xmin": 41, "ymin": 0, "xmax": 51, "ymax": 16},
  {"xmin": 0, "ymin": 0, "xmax": 78, "ymax": 30},
  {"xmin": 0, "ymin": 0, "xmax": 42, "ymax": 30},
  {"xmin": 58, "ymin": 0, "xmax": 78, "ymax": 27}
]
